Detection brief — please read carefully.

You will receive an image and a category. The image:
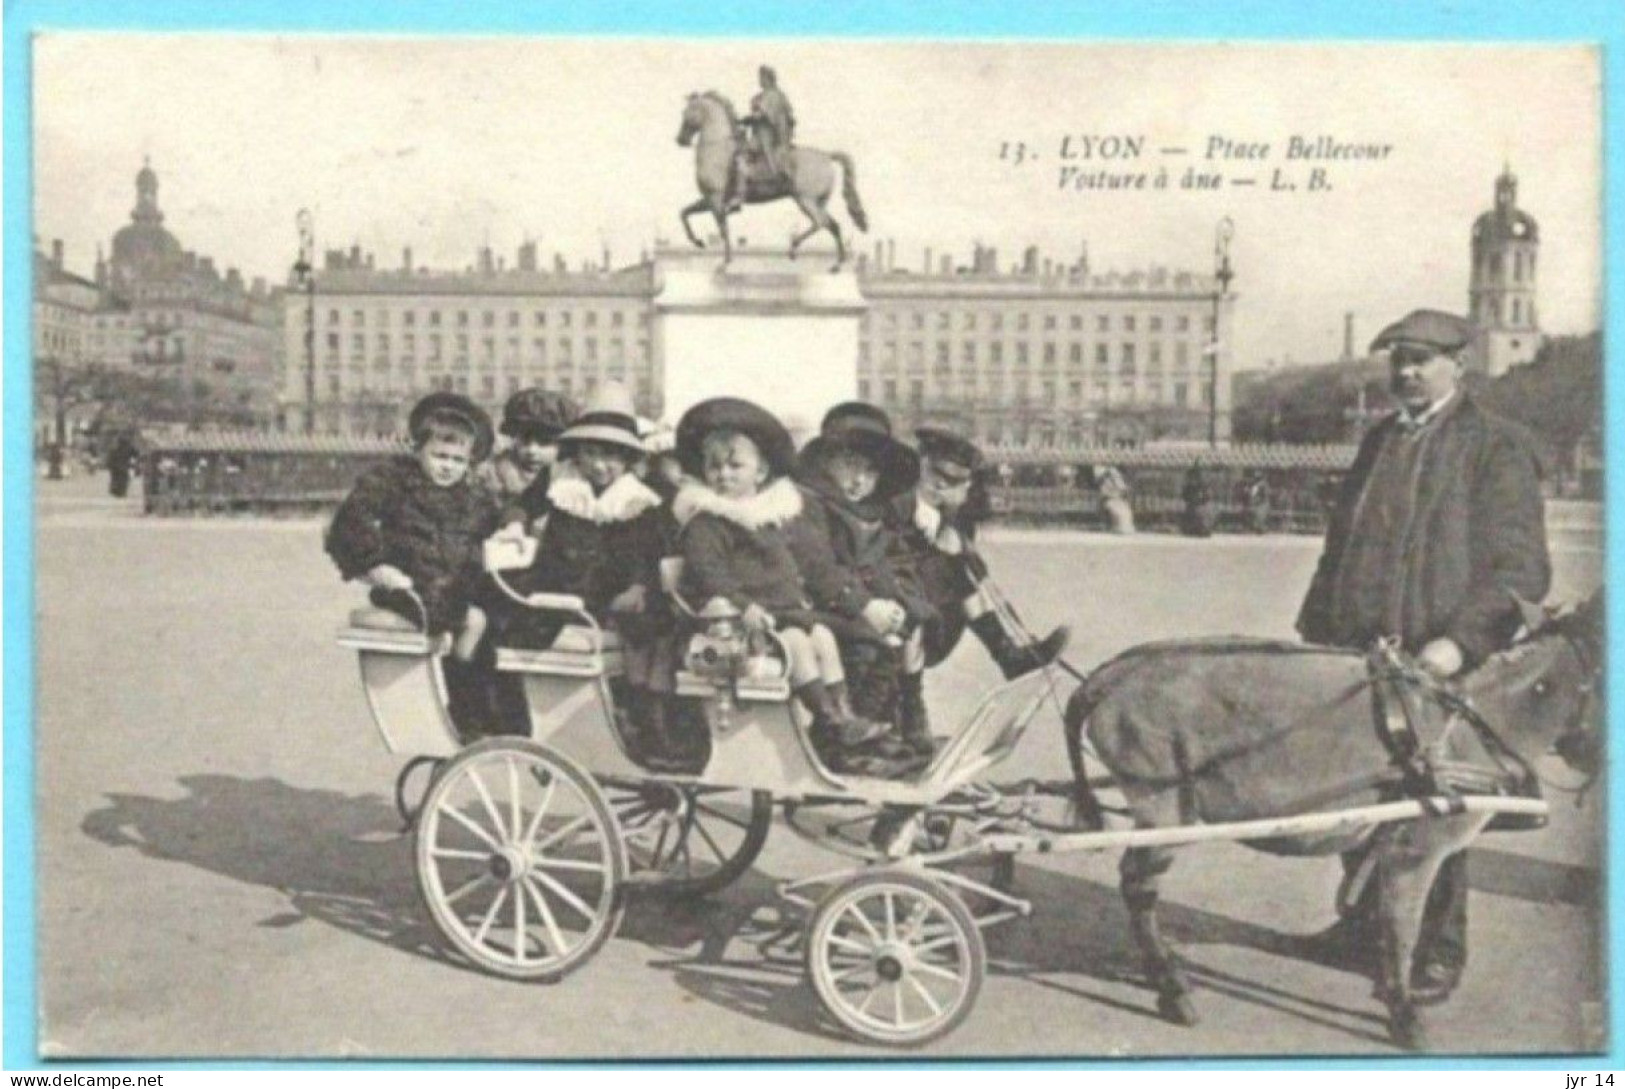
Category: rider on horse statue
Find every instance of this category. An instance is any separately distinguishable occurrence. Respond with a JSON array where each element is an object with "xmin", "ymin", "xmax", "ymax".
[{"xmin": 738, "ymin": 65, "xmax": 796, "ymax": 196}]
